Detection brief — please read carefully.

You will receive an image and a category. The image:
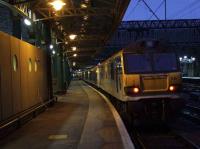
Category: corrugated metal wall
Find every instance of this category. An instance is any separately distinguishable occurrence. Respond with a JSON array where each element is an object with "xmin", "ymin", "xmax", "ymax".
[{"xmin": 0, "ymin": 31, "xmax": 49, "ymax": 122}]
